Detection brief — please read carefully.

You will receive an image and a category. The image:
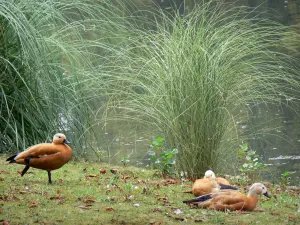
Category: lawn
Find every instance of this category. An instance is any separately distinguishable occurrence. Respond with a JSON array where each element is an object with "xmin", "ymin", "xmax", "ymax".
[{"xmin": 0, "ymin": 156, "xmax": 299, "ymax": 225}]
